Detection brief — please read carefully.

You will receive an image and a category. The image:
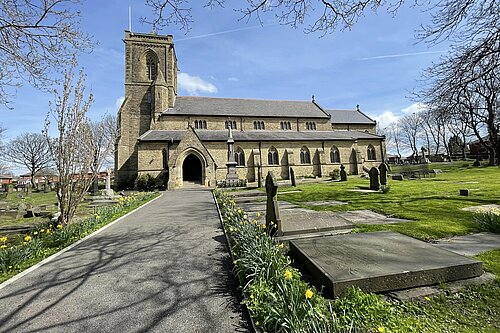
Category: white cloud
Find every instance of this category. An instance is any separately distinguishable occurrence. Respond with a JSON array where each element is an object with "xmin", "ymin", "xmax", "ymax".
[
  {"xmin": 372, "ymin": 111, "xmax": 400, "ymax": 130},
  {"xmin": 228, "ymin": 77, "xmax": 239, "ymax": 82},
  {"xmin": 115, "ymin": 96, "xmax": 125, "ymax": 110},
  {"xmin": 401, "ymin": 102, "xmax": 427, "ymax": 114},
  {"xmin": 178, "ymin": 73, "xmax": 218, "ymax": 95}
]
